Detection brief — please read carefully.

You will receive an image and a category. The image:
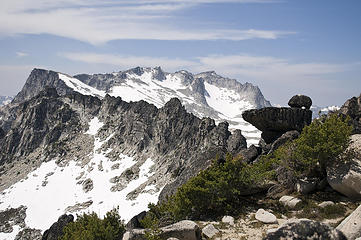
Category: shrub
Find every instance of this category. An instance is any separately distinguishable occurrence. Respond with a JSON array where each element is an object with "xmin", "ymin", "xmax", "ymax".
[
  {"xmin": 291, "ymin": 114, "xmax": 352, "ymax": 177},
  {"xmin": 61, "ymin": 209, "xmax": 126, "ymax": 240},
  {"xmin": 143, "ymin": 153, "xmax": 279, "ymax": 222}
]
